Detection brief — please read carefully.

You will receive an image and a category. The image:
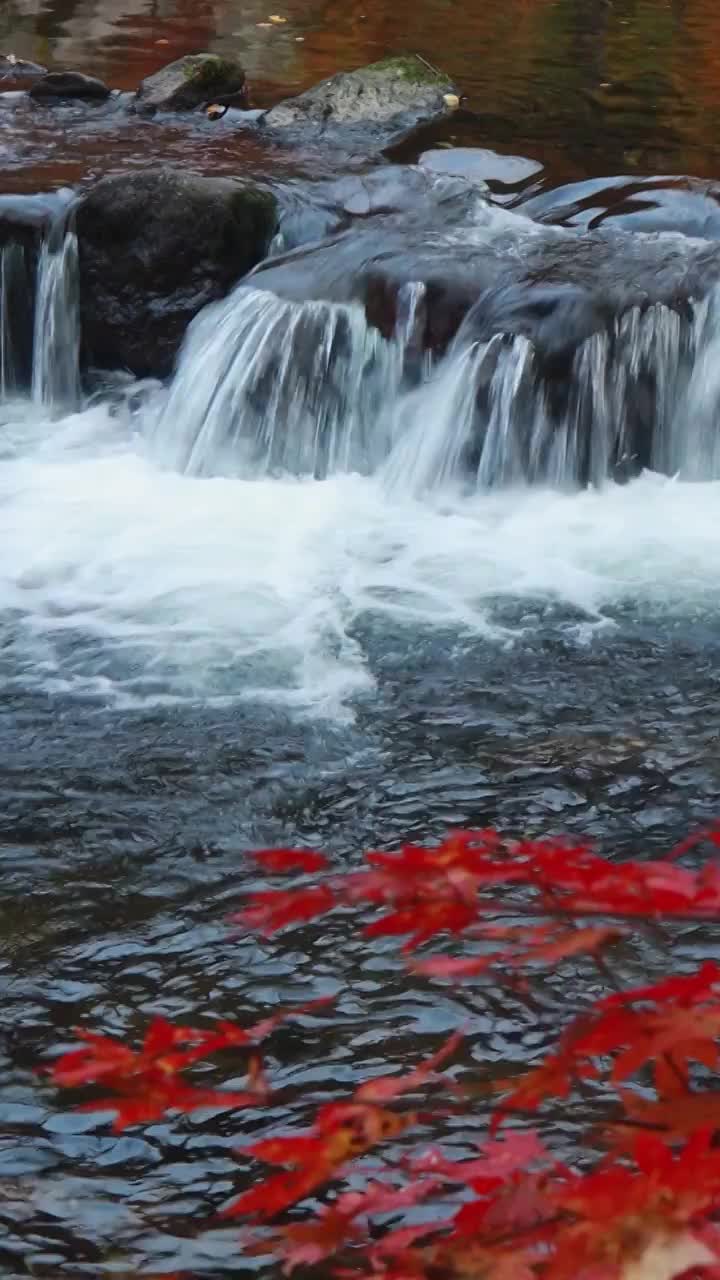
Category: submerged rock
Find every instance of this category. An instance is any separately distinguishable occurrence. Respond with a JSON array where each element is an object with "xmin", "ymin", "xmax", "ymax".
[
  {"xmin": 261, "ymin": 55, "xmax": 458, "ymax": 153},
  {"xmin": 29, "ymin": 71, "xmax": 111, "ymax": 101},
  {"xmin": 273, "ymin": 164, "xmax": 489, "ymax": 251},
  {"xmin": 134, "ymin": 53, "xmax": 247, "ymax": 114},
  {"xmin": 76, "ymin": 168, "xmax": 277, "ymax": 377},
  {"xmin": 419, "ymin": 146, "xmax": 542, "ymax": 187}
]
